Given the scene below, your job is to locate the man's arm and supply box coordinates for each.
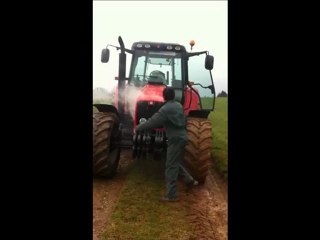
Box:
[135,111,166,132]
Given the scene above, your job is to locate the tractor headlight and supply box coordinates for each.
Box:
[139,118,147,124]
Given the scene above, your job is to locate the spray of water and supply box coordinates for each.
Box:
[128,86,141,119]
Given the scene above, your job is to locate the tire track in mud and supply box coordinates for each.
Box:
[93,150,133,240]
[184,171,228,240]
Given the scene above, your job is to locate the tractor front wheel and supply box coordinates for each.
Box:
[184,117,213,183]
[93,112,121,178]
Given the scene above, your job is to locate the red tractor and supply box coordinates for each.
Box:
[93,36,215,183]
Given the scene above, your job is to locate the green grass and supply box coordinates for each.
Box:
[208,97,228,178]
[102,156,191,240]
[201,97,215,110]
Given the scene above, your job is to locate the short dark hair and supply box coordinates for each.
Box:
[163,87,175,101]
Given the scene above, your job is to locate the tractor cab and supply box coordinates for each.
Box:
[128,41,186,103]
[128,41,215,117]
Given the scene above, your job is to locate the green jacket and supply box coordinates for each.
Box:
[135,100,188,140]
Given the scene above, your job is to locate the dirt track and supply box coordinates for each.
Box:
[93,150,227,240]
[183,170,227,240]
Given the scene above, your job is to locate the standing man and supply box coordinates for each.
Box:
[135,87,197,202]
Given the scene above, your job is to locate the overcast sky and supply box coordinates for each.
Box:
[93,0,228,94]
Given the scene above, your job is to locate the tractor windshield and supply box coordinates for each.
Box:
[129,51,183,100]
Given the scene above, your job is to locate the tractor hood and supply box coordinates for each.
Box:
[136,84,165,103]
[134,84,165,127]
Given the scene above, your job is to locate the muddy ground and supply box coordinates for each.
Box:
[93,150,228,240]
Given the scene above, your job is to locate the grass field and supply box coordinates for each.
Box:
[207,97,228,178]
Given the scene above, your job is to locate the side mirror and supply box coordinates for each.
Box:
[205,55,214,70]
[101,48,110,63]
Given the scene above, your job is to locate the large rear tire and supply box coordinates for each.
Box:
[93,112,120,178]
[184,117,213,183]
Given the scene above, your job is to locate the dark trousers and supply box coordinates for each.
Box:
[165,137,188,198]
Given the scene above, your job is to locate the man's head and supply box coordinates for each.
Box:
[150,70,165,79]
[163,87,175,101]
[149,70,166,84]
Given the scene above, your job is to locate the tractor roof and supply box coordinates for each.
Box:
[131,41,186,53]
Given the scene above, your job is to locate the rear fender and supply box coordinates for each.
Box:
[188,110,210,119]
[93,104,119,116]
